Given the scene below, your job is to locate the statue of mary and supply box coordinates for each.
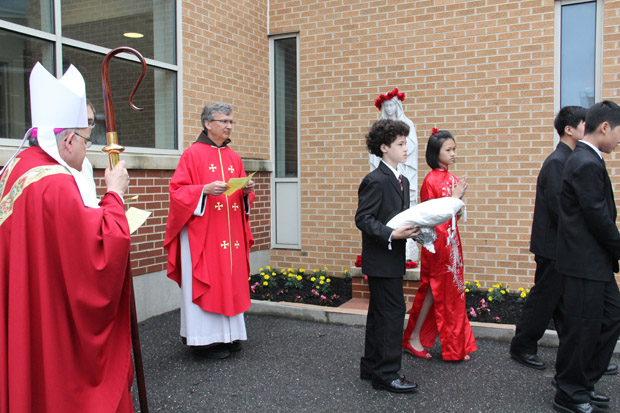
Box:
[370,87,419,261]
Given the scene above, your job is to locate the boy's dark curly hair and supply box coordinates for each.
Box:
[366,119,410,157]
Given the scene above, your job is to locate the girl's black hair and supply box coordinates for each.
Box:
[425,130,454,169]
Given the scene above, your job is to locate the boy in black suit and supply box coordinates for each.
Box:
[510,106,587,369]
[553,101,620,413]
[355,119,421,393]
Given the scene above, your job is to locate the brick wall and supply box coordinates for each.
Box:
[32,0,620,291]
[266,0,620,288]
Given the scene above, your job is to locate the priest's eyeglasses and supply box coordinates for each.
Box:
[68,131,93,148]
[211,119,234,126]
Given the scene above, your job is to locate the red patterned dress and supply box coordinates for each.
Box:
[402,167,477,360]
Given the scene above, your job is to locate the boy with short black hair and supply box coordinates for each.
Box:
[355,119,420,393]
[553,100,620,412]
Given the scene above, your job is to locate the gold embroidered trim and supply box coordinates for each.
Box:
[0,160,71,226]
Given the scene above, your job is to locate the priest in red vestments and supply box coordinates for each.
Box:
[164,103,255,359]
[0,63,133,412]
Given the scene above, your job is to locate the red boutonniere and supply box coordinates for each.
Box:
[355,255,362,267]
[406,260,418,269]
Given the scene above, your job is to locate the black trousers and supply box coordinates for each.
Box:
[554,275,620,403]
[361,276,406,382]
[511,256,564,354]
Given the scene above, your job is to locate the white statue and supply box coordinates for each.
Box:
[370,88,419,262]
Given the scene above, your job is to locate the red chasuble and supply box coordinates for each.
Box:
[164,140,254,317]
[0,147,133,412]
[403,167,477,360]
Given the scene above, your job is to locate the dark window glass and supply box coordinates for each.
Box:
[63,46,177,149]
[0,29,54,139]
[274,37,298,178]
[61,0,176,65]
[0,0,54,32]
[561,1,596,108]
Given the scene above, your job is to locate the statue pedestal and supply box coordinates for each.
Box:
[349,266,421,305]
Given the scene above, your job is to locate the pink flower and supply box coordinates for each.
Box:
[468,307,477,318]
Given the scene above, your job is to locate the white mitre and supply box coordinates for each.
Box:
[29,62,99,208]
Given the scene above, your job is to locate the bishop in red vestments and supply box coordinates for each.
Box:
[164,103,254,359]
[0,63,133,412]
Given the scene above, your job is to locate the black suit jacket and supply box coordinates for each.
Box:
[355,162,410,278]
[556,141,620,280]
[530,142,572,259]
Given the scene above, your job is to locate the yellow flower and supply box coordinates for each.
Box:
[313,269,318,273]
[288,274,294,278]
[520,292,526,298]
[526,289,530,293]
[299,269,305,273]
[324,266,328,270]
[489,296,493,301]
[264,275,270,280]
[311,277,316,282]
[326,278,331,283]
[501,290,506,294]
[506,289,510,293]
[320,275,325,280]
[248,276,251,280]
[258,268,264,272]
[518,287,524,292]
[266,266,271,270]
[288,268,293,272]
[272,272,276,276]
[465,288,470,293]
[488,288,494,292]
[296,275,302,281]
[263,281,268,286]
[260,272,265,276]
[319,280,324,285]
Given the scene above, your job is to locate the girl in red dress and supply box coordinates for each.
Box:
[402,129,477,361]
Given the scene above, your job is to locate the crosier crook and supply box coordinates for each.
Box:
[101,46,149,413]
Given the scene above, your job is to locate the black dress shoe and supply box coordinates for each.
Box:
[510,351,546,370]
[603,363,618,376]
[227,341,243,353]
[202,344,231,359]
[371,376,418,393]
[589,391,610,408]
[553,396,596,413]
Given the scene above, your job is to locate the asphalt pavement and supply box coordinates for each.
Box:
[132,306,619,412]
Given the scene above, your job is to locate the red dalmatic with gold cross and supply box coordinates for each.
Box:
[164,141,254,317]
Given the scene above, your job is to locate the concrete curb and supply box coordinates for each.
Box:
[248,299,620,353]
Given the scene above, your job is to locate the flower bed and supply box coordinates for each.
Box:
[465,282,553,328]
[248,267,352,307]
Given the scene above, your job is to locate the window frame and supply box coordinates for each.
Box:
[0,0,183,170]
[553,0,603,129]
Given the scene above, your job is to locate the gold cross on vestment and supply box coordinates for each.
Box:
[232,203,239,211]
[209,164,217,172]
[220,240,229,249]
[228,165,235,174]
[215,202,223,211]
[234,241,240,249]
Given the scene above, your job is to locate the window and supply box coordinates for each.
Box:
[271,35,300,248]
[555,0,601,110]
[0,0,178,150]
